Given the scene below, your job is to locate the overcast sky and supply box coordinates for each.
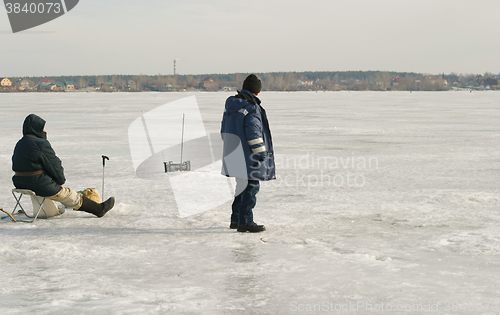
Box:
[1,0,499,77]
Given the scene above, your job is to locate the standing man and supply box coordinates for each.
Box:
[221,74,276,233]
[12,114,115,218]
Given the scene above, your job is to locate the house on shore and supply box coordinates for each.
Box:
[51,82,66,91]
[37,80,77,91]
[65,81,75,90]
[298,79,314,86]
[199,78,219,90]
[1,77,12,87]
[13,78,33,91]
[38,78,53,86]
[18,78,32,89]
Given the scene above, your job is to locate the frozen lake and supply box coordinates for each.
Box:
[1,91,500,314]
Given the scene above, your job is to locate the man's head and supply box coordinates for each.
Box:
[23,114,47,139]
[242,74,262,95]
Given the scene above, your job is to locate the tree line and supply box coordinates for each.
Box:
[5,71,500,92]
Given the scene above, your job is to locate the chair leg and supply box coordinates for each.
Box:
[11,190,47,223]
[11,191,26,216]
[31,198,46,222]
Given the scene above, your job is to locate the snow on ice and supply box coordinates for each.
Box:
[1,91,500,314]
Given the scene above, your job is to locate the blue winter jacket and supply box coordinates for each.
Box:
[220,89,276,181]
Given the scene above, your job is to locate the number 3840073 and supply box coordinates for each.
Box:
[5,2,62,14]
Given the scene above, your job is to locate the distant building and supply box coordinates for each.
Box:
[19,78,32,89]
[127,80,137,90]
[51,83,66,91]
[13,78,32,91]
[43,81,77,91]
[100,82,114,89]
[392,77,404,86]
[199,78,219,90]
[38,78,53,88]
[298,79,314,86]
[1,77,12,86]
[65,81,75,90]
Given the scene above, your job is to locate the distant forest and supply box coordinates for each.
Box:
[5,71,500,92]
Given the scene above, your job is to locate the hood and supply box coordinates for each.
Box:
[22,114,46,138]
[224,89,261,114]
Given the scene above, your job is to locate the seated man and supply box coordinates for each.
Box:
[12,114,115,218]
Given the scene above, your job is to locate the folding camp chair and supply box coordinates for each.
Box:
[11,189,48,223]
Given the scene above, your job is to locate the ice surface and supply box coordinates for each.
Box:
[1,91,500,314]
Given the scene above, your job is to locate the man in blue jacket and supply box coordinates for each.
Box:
[221,74,275,232]
[12,114,115,218]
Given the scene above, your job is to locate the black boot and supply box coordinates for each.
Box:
[237,223,266,233]
[229,222,238,229]
[77,196,115,218]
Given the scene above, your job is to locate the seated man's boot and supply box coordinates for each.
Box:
[77,196,115,218]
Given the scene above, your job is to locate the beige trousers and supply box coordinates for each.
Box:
[48,187,83,210]
[28,188,83,218]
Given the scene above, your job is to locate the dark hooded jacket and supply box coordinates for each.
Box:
[221,89,276,181]
[12,114,65,197]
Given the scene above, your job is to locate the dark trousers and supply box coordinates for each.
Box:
[231,178,260,226]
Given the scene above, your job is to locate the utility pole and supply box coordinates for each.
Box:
[174,58,180,75]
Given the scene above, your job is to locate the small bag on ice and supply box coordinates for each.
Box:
[80,188,102,203]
